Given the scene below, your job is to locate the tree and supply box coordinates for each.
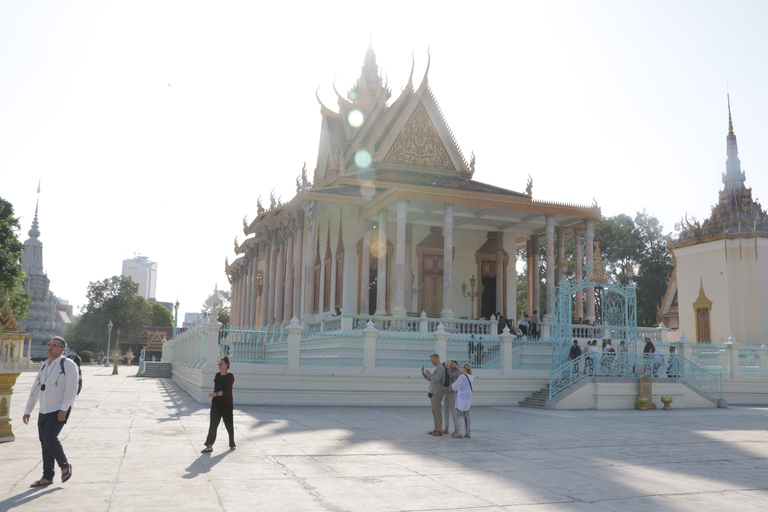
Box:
[634,210,674,327]
[0,197,29,319]
[149,302,173,327]
[594,214,643,285]
[75,276,150,346]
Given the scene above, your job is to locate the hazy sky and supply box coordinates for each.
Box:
[3,1,768,322]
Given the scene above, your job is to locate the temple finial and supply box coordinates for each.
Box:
[727,93,734,135]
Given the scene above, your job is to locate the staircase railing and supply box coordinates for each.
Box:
[549,353,722,402]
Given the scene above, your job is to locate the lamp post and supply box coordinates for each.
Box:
[106,320,113,367]
[112,327,120,375]
[461,274,484,320]
[173,300,180,339]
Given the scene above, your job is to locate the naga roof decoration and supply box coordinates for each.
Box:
[674,98,768,247]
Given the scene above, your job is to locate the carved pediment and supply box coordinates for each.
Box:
[382,101,456,171]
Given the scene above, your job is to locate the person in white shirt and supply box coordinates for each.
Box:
[23,336,78,487]
[450,362,474,438]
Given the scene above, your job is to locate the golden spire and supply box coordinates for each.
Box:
[727,93,734,135]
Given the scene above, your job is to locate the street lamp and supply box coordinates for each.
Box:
[461,274,484,320]
[173,300,180,339]
[106,319,113,367]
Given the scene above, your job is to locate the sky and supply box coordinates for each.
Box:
[3,0,768,322]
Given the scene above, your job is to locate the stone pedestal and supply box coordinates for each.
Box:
[0,372,20,443]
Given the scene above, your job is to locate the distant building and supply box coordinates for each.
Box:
[19,186,72,357]
[122,256,157,300]
[182,312,204,329]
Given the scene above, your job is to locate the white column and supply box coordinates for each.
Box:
[275,240,285,324]
[230,276,238,326]
[392,201,407,316]
[405,223,413,312]
[531,234,540,317]
[283,234,294,323]
[495,231,504,316]
[360,220,372,315]
[249,248,259,327]
[244,257,253,328]
[267,237,277,326]
[293,211,304,319]
[574,228,584,321]
[585,220,595,321]
[260,240,270,327]
[508,234,517,324]
[441,205,454,318]
[545,216,555,318]
[375,210,388,316]
[303,213,317,320]
[526,239,533,316]
[556,226,565,286]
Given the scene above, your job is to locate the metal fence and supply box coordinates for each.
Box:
[219,327,288,364]
[549,352,722,401]
[447,338,501,370]
[738,345,768,373]
[689,344,730,372]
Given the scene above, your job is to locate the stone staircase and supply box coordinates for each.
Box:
[519,385,550,409]
[142,362,172,378]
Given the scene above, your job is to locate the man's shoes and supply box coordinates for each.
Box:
[442,428,449,434]
[432,432,443,436]
[427,430,437,435]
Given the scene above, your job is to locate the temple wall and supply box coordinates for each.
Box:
[675,238,768,344]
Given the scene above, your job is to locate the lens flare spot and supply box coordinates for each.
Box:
[348,109,364,127]
[354,149,372,168]
[360,180,375,199]
[370,241,385,258]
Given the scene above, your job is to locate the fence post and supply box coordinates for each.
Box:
[500,326,515,376]
[434,323,449,361]
[658,322,669,343]
[674,332,692,360]
[419,311,428,334]
[340,313,353,331]
[203,319,223,369]
[363,320,379,370]
[726,335,740,379]
[287,316,302,367]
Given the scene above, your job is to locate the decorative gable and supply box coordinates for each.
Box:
[382,101,456,171]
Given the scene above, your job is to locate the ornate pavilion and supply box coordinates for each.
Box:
[225,46,601,329]
[661,98,768,344]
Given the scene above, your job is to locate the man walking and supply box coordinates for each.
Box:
[422,353,446,436]
[23,336,78,487]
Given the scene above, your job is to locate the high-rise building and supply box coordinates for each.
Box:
[121,256,157,300]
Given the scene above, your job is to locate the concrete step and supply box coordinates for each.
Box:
[519,385,550,409]
[142,362,172,378]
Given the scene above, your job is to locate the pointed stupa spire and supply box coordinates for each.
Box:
[722,94,745,195]
[28,180,41,239]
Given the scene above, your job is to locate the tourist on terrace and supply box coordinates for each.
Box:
[451,363,474,438]
[422,353,446,436]
[569,340,582,375]
[442,360,460,435]
[23,336,77,487]
[667,346,679,378]
[202,355,236,453]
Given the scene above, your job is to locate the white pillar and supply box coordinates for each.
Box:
[405,223,413,312]
[441,206,454,318]
[574,228,584,321]
[531,234,540,317]
[545,216,555,318]
[275,240,285,324]
[267,237,277,326]
[360,220,372,315]
[249,249,259,327]
[375,210,388,316]
[585,220,595,322]
[245,257,253,328]
[303,212,317,321]
[526,239,533,317]
[495,231,504,316]
[508,234,517,324]
[293,211,304,319]
[260,240,270,327]
[393,201,407,316]
[556,226,565,286]
[283,234,294,324]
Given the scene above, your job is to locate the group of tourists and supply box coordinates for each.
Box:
[422,354,474,438]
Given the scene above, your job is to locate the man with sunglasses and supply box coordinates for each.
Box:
[23,336,78,487]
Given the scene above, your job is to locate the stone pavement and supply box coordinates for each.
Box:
[3,365,768,512]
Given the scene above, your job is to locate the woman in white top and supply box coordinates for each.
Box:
[450,362,474,438]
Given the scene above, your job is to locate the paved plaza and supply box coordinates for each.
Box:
[3,366,768,511]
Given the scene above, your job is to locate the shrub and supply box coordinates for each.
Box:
[32,356,46,362]
[80,350,92,363]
